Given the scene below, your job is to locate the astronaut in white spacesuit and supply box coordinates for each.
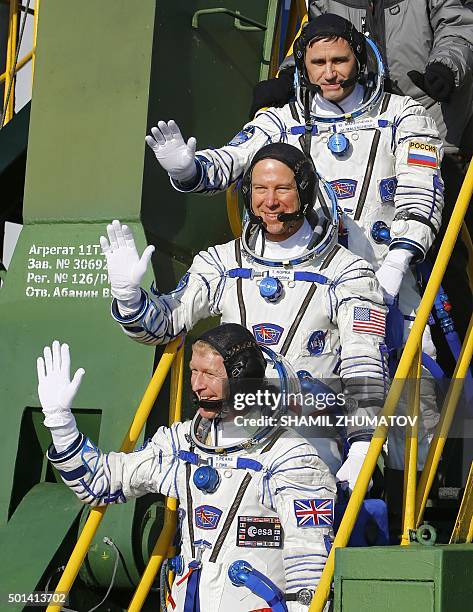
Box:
[145,15,443,469]
[38,324,337,611]
[145,14,443,357]
[101,143,389,486]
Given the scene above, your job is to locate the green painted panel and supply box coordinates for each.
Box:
[0,483,83,609]
[23,0,156,222]
[0,223,156,523]
[334,545,473,612]
[142,0,272,258]
[340,580,435,611]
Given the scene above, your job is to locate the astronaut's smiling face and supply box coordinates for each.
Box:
[305,36,357,102]
[251,159,303,242]
[190,344,227,419]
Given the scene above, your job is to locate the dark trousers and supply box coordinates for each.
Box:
[428,153,473,376]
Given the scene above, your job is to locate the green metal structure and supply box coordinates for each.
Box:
[0,0,275,608]
[334,544,473,611]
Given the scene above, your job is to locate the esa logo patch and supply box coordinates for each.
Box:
[228,125,255,146]
[194,505,222,530]
[329,178,357,199]
[379,177,397,202]
[252,323,284,345]
[237,516,282,548]
[307,330,327,355]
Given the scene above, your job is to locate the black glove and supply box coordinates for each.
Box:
[249,68,295,119]
[407,62,455,102]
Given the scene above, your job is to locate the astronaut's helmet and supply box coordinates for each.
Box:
[293,13,385,120]
[240,142,338,266]
[190,323,301,453]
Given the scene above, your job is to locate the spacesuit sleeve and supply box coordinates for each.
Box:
[110,244,230,345]
[428,0,473,86]
[329,257,389,440]
[170,109,288,194]
[46,423,187,506]
[256,439,336,604]
[391,98,444,261]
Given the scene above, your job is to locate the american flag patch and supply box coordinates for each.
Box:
[352,306,386,336]
[293,498,334,527]
[407,141,438,168]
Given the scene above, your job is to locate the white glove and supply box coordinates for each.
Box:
[100,220,155,309]
[375,248,412,304]
[37,340,84,427]
[336,441,372,493]
[145,119,197,183]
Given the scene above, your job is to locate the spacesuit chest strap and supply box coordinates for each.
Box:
[353,92,391,221]
[279,245,340,357]
[186,455,196,559]
[234,239,247,327]
[208,429,286,563]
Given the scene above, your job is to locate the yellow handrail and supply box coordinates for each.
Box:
[0,50,34,85]
[450,461,473,544]
[1,0,38,125]
[400,346,421,545]
[127,344,185,611]
[415,313,473,527]
[2,0,18,125]
[226,186,242,238]
[32,0,40,82]
[46,336,182,612]
[309,158,473,611]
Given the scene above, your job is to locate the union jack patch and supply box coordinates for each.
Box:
[293,498,334,527]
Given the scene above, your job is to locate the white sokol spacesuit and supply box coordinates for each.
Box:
[39,326,337,612]
[152,19,443,348]
[107,144,389,474]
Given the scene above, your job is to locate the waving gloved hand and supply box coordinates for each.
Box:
[249,68,295,118]
[37,341,84,428]
[375,248,412,305]
[408,62,455,102]
[336,441,372,493]
[145,119,197,183]
[100,220,155,308]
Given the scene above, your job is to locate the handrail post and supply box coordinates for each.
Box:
[32,0,40,83]
[401,346,421,545]
[127,342,185,611]
[415,314,473,526]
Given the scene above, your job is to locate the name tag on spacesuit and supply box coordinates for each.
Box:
[237,516,283,548]
[209,455,239,470]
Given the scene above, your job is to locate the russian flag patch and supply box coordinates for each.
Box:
[407,141,438,168]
